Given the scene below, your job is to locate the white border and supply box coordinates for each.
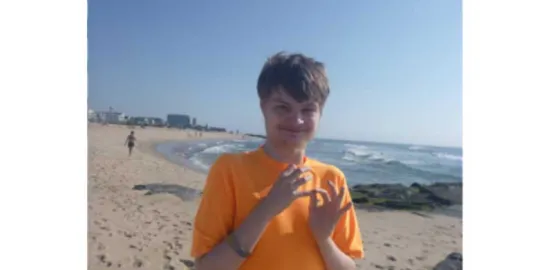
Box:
[1,0,552,269]
[464,0,553,269]
[0,0,87,269]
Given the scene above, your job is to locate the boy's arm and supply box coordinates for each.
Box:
[315,174,363,270]
[195,199,275,270]
[316,237,357,270]
[330,173,364,259]
[192,155,273,270]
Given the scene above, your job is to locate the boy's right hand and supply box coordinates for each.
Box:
[261,164,328,217]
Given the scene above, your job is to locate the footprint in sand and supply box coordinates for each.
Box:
[163,264,176,270]
[415,255,427,261]
[133,258,143,268]
[163,240,174,250]
[97,254,113,267]
[179,259,195,269]
[162,255,175,270]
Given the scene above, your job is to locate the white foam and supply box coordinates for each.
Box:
[189,155,210,170]
[201,143,245,154]
[343,145,389,163]
[408,145,425,151]
[343,144,372,157]
[402,159,424,165]
[435,152,463,161]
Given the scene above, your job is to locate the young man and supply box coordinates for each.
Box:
[191,52,364,270]
[124,131,136,156]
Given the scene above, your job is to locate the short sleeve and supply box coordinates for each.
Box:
[190,154,236,258]
[332,172,364,259]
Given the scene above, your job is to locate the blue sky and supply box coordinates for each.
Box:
[88,0,462,148]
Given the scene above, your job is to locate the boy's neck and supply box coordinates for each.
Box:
[263,141,306,165]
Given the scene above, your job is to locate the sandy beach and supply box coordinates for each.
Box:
[88,124,462,270]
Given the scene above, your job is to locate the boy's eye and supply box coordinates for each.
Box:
[303,108,317,114]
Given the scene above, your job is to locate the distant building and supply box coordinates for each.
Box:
[130,116,164,126]
[208,127,227,132]
[150,117,164,126]
[96,111,126,124]
[88,109,97,122]
[167,114,191,128]
[192,117,197,126]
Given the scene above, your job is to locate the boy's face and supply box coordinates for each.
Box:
[261,90,321,148]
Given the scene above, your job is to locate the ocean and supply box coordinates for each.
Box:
[156,138,462,186]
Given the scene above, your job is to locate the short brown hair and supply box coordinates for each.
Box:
[257,52,330,104]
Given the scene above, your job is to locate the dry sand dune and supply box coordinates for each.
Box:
[87,124,461,270]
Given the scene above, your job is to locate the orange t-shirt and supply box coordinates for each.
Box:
[191,147,364,270]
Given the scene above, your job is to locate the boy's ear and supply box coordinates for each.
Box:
[259,99,267,117]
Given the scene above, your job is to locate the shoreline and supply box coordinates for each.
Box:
[153,139,463,186]
[154,139,463,216]
[88,124,462,270]
[153,138,233,175]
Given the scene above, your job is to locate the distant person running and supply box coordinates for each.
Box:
[124,131,136,156]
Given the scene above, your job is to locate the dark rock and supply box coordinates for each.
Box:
[133,185,147,191]
[374,199,431,211]
[132,184,201,202]
[350,182,462,211]
[411,183,462,206]
[433,252,462,270]
[180,259,195,269]
[244,133,266,139]
[447,253,462,261]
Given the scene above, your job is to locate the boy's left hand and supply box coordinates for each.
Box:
[308,180,353,241]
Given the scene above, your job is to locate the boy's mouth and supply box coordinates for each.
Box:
[279,127,303,134]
